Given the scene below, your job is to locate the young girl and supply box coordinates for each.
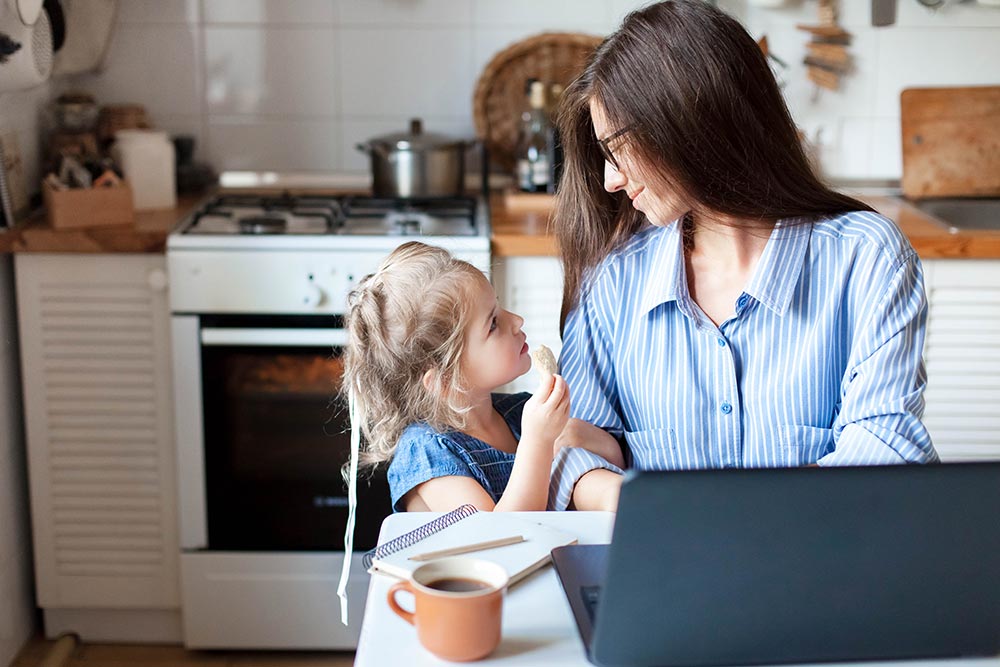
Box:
[343,241,623,513]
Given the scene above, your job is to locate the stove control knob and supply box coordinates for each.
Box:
[303,283,325,308]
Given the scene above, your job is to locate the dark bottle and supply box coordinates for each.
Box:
[515,79,551,193]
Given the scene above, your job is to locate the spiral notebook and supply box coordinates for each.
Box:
[364,505,578,585]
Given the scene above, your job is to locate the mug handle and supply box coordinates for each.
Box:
[387,581,416,626]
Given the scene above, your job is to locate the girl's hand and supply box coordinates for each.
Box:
[521,374,570,446]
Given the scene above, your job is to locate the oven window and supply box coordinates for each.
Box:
[202,343,392,551]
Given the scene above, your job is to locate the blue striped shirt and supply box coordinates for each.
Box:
[551,211,938,508]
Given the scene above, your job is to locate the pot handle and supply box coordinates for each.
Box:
[356,142,390,157]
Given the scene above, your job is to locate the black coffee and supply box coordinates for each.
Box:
[427,577,491,593]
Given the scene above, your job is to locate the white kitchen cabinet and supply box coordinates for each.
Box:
[15,254,181,641]
[493,255,564,394]
[921,259,1000,462]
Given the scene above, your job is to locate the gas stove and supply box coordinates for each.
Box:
[169,193,490,251]
[167,192,491,315]
[167,187,492,649]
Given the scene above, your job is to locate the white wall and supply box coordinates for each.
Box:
[0,84,52,199]
[61,0,1000,182]
[0,83,46,666]
[742,0,1000,179]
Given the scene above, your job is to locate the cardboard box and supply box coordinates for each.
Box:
[43,180,135,229]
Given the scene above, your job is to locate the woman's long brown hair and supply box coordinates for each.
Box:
[554,0,873,328]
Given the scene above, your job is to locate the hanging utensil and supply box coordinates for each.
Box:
[0,0,53,91]
[871,0,897,27]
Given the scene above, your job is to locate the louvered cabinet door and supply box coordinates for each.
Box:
[922,260,1000,462]
[493,256,564,394]
[15,254,179,608]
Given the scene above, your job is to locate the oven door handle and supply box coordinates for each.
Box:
[200,328,348,347]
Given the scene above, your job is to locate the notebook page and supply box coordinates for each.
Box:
[370,511,578,585]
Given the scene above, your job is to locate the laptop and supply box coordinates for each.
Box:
[553,463,1000,667]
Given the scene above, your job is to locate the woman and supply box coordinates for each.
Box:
[552,0,938,510]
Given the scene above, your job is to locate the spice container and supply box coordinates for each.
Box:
[110,130,176,210]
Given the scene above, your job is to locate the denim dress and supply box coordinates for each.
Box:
[386,393,530,512]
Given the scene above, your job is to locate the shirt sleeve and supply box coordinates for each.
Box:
[561,267,626,432]
[550,268,629,507]
[386,428,478,512]
[547,447,624,511]
[820,252,938,466]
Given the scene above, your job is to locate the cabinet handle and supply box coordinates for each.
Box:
[148,268,168,291]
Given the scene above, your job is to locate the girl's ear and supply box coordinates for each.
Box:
[421,368,436,393]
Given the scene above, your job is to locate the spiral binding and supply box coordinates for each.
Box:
[362,504,479,569]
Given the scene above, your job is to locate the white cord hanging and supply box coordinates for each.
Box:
[336,388,362,625]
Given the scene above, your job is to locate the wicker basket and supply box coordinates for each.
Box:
[96,104,151,145]
[473,32,604,171]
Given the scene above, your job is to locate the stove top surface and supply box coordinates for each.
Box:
[177,194,481,237]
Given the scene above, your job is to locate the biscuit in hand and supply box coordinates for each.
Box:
[531,344,558,377]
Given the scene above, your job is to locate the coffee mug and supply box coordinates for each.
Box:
[387,557,509,662]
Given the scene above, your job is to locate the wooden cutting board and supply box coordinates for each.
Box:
[901,86,1000,199]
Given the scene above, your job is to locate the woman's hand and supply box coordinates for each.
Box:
[554,418,626,469]
[521,374,570,447]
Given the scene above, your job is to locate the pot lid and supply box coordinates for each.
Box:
[369,118,465,150]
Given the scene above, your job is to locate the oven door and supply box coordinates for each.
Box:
[172,314,391,553]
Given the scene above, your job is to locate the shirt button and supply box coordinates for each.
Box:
[717,337,726,347]
[720,402,732,414]
[737,294,749,309]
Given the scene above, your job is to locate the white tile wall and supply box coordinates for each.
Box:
[203,0,337,25]
[474,0,612,28]
[0,85,52,193]
[204,27,338,115]
[339,28,474,118]
[117,0,200,24]
[744,0,1000,179]
[872,28,1000,116]
[340,0,472,26]
[207,116,341,171]
[72,25,202,115]
[1,0,995,185]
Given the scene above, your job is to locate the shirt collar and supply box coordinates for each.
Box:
[743,217,812,316]
[638,216,812,318]
[638,219,687,316]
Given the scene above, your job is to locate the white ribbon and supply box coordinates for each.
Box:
[336,388,362,625]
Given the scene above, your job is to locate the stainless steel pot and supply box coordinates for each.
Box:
[356,118,469,198]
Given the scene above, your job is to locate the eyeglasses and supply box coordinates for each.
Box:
[597,125,633,171]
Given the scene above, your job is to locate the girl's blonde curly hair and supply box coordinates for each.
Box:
[343,241,487,471]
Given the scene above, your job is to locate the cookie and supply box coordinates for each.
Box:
[531,344,558,376]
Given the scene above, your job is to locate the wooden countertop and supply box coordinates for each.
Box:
[490,191,1000,259]
[0,196,203,254]
[3,190,998,259]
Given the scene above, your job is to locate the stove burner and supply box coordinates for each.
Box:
[180,193,482,238]
[385,211,431,235]
[239,215,289,234]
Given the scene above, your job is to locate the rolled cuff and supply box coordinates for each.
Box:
[817,422,939,467]
[547,447,625,511]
